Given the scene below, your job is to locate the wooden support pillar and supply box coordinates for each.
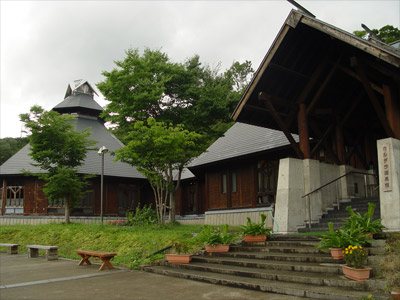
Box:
[383,84,400,139]
[1,179,6,216]
[335,117,345,165]
[298,103,310,159]
[259,92,304,159]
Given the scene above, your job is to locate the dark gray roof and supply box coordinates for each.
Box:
[190,122,298,168]
[0,114,145,179]
[53,93,103,114]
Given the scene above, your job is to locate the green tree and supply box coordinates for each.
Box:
[97,48,253,146]
[20,105,96,223]
[0,137,29,165]
[354,25,400,44]
[116,118,203,224]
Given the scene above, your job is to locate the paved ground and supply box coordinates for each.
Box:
[0,253,314,300]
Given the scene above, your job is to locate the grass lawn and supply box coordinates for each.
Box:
[0,223,204,269]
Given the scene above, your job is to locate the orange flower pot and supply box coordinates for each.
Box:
[329,248,344,260]
[165,254,192,264]
[341,265,372,282]
[243,234,267,242]
[205,244,230,253]
[390,289,400,299]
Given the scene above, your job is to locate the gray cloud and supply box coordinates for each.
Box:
[1,0,399,138]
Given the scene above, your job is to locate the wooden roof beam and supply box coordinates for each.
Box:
[351,57,395,138]
[269,63,310,81]
[306,64,337,116]
[259,92,304,159]
[336,64,384,95]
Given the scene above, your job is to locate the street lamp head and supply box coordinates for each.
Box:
[98,145,109,155]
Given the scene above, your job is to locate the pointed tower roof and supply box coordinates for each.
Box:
[52,79,103,117]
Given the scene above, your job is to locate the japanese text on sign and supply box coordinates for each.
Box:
[381,144,392,192]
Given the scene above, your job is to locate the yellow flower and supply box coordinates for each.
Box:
[350,250,353,254]
[354,246,358,249]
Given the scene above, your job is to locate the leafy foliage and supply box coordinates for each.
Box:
[317,222,371,251]
[116,118,203,224]
[342,203,385,235]
[197,224,238,246]
[240,214,272,236]
[354,25,400,44]
[97,48,253,145]
[19,106,96,223]
[0,137,29,165]
[126,204,158,226]
[344,245,368,268]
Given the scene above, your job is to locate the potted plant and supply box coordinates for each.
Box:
[199,225,237,253]
[343,203,385,238]
[317,222,370,260]
[165,241,193,264]
[240,214,271,242]
[342,245,372,282]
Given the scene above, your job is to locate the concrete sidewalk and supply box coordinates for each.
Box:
[0,253,312,300]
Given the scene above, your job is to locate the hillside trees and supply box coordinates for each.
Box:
[20,105,96,223]
[354,25,400,44]
[0,137,29,165]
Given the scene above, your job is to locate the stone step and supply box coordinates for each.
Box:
[270,234,321,242]
[246,240,320,248]
[207,250,338,264]
[143,265,387,300]
[167,261,385,292]
[230,245,321,255]
[192,255,342,274]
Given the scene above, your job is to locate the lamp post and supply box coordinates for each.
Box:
[98,146,108,224]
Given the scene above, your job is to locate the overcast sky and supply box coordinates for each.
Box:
[1,0,399,139]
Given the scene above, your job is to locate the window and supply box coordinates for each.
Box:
[221,174,227,194]
[231,172,237,193]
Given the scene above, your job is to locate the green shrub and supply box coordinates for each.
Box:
[343,203,385,235]
[126,204,158,226]
[198,224,237,246]
[317,222,371,251]
[240,214,271,236]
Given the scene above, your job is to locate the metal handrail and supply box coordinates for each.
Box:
[301,171,377,199]
[301,171,378,229]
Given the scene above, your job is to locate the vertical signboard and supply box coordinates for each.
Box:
[381,144,392,192]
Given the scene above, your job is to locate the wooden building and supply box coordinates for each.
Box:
[0,80,153,220]
[174,122,298,226]
[231,9,400,232]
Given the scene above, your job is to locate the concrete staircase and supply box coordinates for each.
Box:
[298,197,381,233]
[143,235,387,300]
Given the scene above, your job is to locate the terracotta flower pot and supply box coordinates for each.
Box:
[329,248,344,260]
[391,289,400,299]
[205,244,230,253]
[341,265,372,282]
[165,254,192,264]
[243,234,267,242]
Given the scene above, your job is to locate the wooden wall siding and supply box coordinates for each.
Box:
[206,165,256,211]
[23,180,36,214]
[105,183,119,215]
[35,181,48,214]
[207,172,227,209]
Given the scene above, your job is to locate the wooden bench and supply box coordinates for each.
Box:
[75,250,117,271]
[0,243,19,254]
[26,245,59,260]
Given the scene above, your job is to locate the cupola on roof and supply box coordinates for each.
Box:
[52,79,103,117]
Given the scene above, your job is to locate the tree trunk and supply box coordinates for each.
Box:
[65,196,71,224]
[169,190,175,224]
